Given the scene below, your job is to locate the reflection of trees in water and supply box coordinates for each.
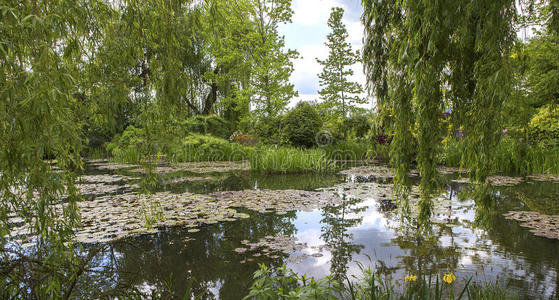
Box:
[385,185,463,279]
[79,211,297,299]
[320,193,366,282]
[466,185,559,297]
[386,183,558,297]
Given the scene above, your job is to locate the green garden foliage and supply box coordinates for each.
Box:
[106,125,146,163]
[282,102,323,148]
[440,136,559,175]
[179,115,233,140]
[254,116,285,145]
[528,104,559,147]
[170,134,249,162]
[108,125,248,163]
[323,141,371,161]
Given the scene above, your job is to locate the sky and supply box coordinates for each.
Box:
[278,0,369,107]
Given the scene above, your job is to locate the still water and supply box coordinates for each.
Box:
[79,163,559,299]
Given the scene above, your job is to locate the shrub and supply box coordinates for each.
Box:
[255,116,284,145]
[282,102,323,148]
[249,147,334,173]
[344,110,373,139]
[528,104,559,147]
[108,125,250,163]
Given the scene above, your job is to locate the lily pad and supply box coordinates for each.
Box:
[211,189,341,214]
[339,165,416,182]
[503,211,559,240]
[452,175,524,187]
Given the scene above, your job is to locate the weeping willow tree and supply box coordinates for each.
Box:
[362,0,557,223]
[0,0,113,297]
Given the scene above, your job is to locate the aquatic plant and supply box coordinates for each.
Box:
[322,140,371,161]
[440,137,559,176]
[245,265,514,300]
[249,147,335,173]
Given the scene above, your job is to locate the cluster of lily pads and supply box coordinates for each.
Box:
[210,189,342,214]
[234,235,328,264]
[128,161,250,175]
[339,164,559,187]
[451,175,524,187]
[503,211,559,240]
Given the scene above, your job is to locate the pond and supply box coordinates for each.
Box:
[72,161,559,299]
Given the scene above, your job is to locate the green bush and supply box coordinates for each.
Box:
[282,102,323,148]
[108,125,250,163]
[344,110,373,139]
[528,104,559,147]
[180,115,233,139]
[249,147,334,173]
[255,116,284,145]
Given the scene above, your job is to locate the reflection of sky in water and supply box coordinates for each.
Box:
[283,184,558,298]
[82,167,559,299]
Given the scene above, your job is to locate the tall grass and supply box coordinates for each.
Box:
[110,147,141,164]
[85,147,107,159]
[440,137,559,175]
[249,147,335,173]
[323,141,371,161]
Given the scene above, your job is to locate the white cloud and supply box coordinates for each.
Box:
[291,0,341,26]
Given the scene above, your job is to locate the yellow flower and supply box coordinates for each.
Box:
[404,274,417,282]
[443,272,456,284]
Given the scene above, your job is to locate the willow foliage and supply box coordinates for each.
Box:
[362,0,524,222]
[0,0,110,296]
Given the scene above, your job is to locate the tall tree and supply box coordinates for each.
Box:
[248,0,298,118]
[317,7,364,123]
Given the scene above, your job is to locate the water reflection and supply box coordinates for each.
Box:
[76,165,559,299]
[321,193,365,281]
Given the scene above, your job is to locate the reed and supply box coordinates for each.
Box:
[249,147,335,173]
[323,141,371,161]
